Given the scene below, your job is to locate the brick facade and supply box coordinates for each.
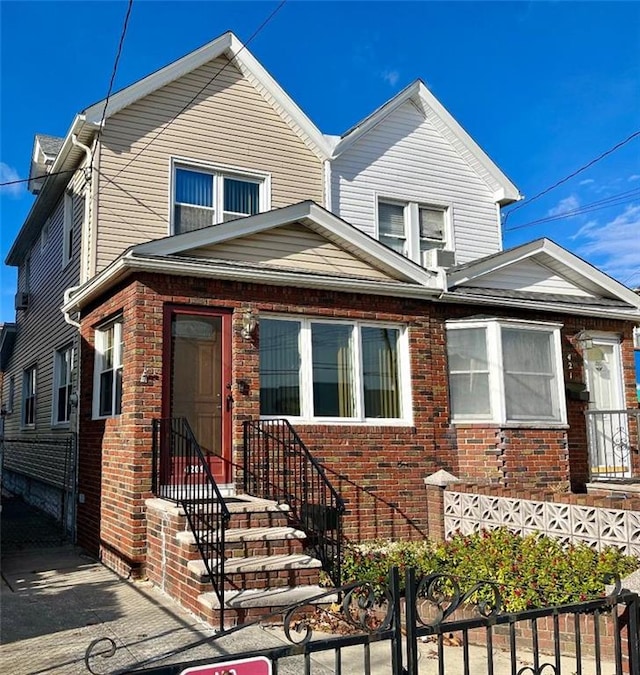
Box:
[76,271,638,574]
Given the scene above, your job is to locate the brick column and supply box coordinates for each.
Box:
[423,469,460,542]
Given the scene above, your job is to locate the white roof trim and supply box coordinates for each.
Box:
[83,32,331,160]
[61,250,440,315]
[447,238,640,309]
[331,80,521,204]
[133,201,439,287]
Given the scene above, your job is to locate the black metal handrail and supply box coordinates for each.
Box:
[243,419,345,586]
[152,418,231,627]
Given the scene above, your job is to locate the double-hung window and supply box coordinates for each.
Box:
[378,199,449,264]
[93,320,123,418]
[22,365,37,427]
[172,163,267,234]
[62,192,74,267]
[259,317,410,422]
[53,345,74,425]
[446,319,565,424]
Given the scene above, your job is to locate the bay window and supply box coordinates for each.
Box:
[446,320,565,424]
[260,317,408,422]
[172,162,267,234]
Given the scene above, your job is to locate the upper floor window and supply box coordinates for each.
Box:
[93,320,123,418]
[62,191,74,267]
[41,219,50,251]
[7,375,15,414]
[446,319,566,425]
[22,365,37,427]
[53,345,74,425]
[377,199,449,265]
[259,317,411,423]
[172,162,268,234]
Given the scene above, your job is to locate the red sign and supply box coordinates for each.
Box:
[180,656,272,675]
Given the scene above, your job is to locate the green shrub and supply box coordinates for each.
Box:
[341,528,639,612]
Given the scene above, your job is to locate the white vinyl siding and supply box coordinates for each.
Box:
[2,170,83,438]
[96,55,323,271]
[331,100,501,265]
[446,319,566,425]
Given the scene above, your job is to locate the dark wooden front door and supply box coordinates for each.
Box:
[165,307,232,484]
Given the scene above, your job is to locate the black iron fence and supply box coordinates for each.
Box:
[85,566,640,675]
[151,418,231,627]
[243,418,345,586]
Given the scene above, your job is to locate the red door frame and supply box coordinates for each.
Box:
[162,304,233,484]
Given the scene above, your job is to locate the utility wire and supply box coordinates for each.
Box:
[502,130,640,226]
[0,169,77,188]
[99,0,287,191]
[505,187,640,232]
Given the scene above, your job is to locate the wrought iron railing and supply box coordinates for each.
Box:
[585,409,640,480]
[151,418,231,626]
[243,419,345,586]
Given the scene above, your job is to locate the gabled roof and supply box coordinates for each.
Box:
[83,31,332,160]
[445,238,640,318]
[62,202,442,314]
[0,323,17,371]
[329,80,521,205]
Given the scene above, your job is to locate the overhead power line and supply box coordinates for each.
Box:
[503,130,640,226]
[505,186,640,232]
[0,169,77,188]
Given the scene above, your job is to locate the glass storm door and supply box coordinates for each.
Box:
[585,339,630,478]
[166,309,232,484]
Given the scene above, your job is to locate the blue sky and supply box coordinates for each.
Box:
[1,1,639,323]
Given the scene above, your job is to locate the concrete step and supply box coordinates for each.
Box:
[198,585,337,610]
[187,553,322,581]
[176,526,306,546]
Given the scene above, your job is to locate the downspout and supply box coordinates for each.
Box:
[323,160,332,211]
[69,134,92,544]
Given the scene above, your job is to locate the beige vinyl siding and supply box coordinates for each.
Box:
[2,170,84,437]
[331,100,502,265]
[96,55,324,272]
[183,224,396,280]
[464,259,597,297]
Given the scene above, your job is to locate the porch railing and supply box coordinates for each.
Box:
[151,418,231,626]
[585,408,640,480]
[243,419,345,586]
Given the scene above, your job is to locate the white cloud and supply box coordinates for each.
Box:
[547,194,579,217]
[628,174,640,182]
[573,204,640,283]
[381,69,400,87]
[579,179,594,186]
[0,162,25,198]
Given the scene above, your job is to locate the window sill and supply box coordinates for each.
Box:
[451,419,569,430]
[260,417,415,428]
[51,422,71,430]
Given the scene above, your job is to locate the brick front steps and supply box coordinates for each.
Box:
[146,496,334,627]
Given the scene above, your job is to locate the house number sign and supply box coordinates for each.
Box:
[180,655,272,675]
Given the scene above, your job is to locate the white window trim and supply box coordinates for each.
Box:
[375,194,453,265]
[259,314,413,426]
[21,364,37,429]
[446,318,567,426]
[62,191,74,268]
[41,218,50,251]
[92,320,123,420]
[169,156,271,235]
[52,345,74,427]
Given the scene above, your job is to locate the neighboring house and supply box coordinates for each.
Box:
[3,31,640,621]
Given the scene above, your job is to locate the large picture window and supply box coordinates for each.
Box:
[259,317,408,422]
[93,320,123,418]
[446,320,565,424]
[172,163,267,234]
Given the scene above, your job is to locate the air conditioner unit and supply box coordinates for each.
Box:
[421,248,456,270]
[14,292,29,310]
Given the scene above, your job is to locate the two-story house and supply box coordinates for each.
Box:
[3,31,639,623]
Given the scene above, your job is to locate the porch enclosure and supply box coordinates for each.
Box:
[86,566,640,675]
[586,409,640,480]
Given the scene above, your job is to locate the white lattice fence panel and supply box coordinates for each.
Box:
[444,491,637,553]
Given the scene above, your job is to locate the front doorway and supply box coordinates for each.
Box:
[163,307,232,485]
[584,336,631,478]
